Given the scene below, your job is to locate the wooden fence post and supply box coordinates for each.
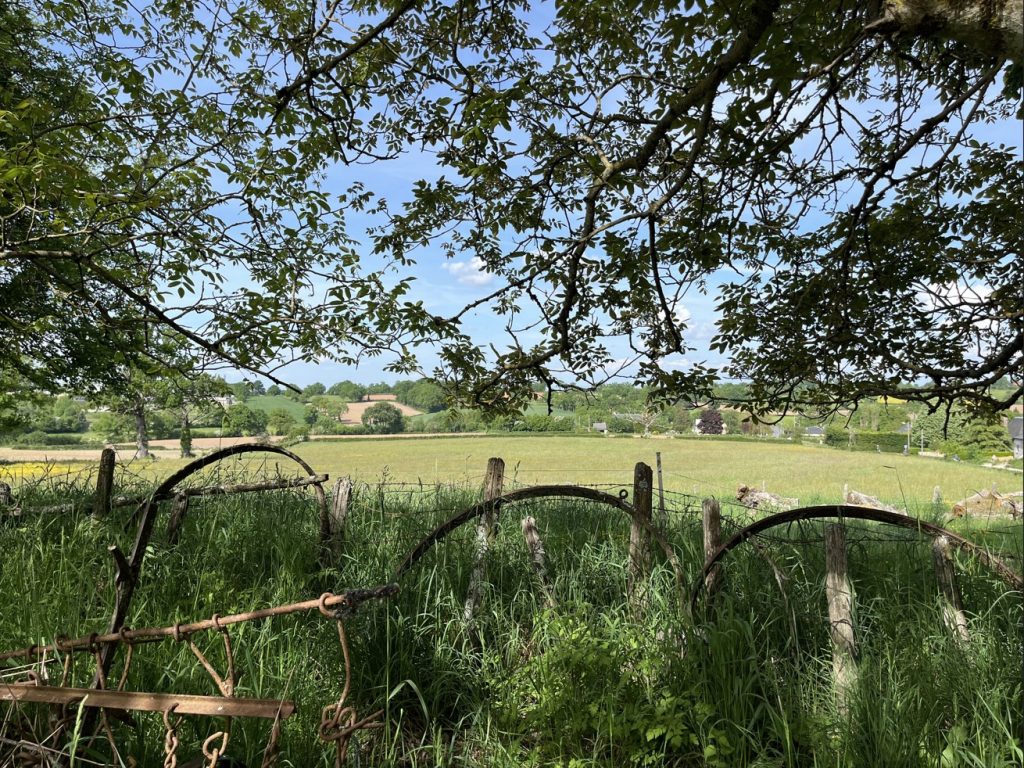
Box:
[92,447,116,520]
[628,462,653,604]
[0,482,11,507]
[166,493,190,544]
[328,477,353,554]
[522,515,556,608]
[932,535,970,644]
[655,451,666,530]
[825,524,857,715]
[932,486,943,506]
[463,458,505,623]
[702,498,722,597]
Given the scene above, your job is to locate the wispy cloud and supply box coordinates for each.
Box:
[442,257,493,286]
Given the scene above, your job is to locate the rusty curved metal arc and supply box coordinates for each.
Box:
[689,504,1024,613]
[125,442,326,533]
[392,484,634,582]
[390,484,690,613]
[99,443,329,690]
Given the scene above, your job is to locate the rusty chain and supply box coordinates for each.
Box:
[163,704,182,768]
[315,603,384,768]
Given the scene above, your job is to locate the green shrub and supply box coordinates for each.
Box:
[826,428,908,453]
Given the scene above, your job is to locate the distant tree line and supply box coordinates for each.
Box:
[2,374,1013,460]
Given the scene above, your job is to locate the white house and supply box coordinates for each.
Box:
[1009,417,1023,459]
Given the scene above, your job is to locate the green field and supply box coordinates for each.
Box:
[290,436,1005,509]
[246,394,308,418]
[1,436,1015,513]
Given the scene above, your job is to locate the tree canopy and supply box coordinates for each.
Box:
[1,0,1020,416]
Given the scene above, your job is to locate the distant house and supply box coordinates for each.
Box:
[1009,417,1023,459]
[364,393,397,402]
[770,425,785,439]
[804,426,825,437]
[592,422,608,434]
[896,422,911,434]
[213,394,235,408]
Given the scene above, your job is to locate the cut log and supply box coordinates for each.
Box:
[736,484,797,512]
[844,488,901,514]
[951,489,1021,519]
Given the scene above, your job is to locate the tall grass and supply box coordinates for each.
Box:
[0,469,1020,766]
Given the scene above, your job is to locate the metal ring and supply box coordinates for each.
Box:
[318,592,334,618]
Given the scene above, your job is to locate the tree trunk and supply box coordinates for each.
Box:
[179,410,193,458]
[883,0,1023,62]
[133,403,149,459]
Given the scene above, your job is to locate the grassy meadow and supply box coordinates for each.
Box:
[10,434,1008,511]
[0,439,1021,766]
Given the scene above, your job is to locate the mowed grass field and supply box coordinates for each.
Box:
[8,434,1012,511]
[293,435,1016,508]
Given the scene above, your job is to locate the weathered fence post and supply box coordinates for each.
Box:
[825,524,858,716]
[328,477,353,554]
[628,462,653,604]
[0,482,11,507]
[702,498,722,597]
[166,493,190,544]
[655,451,666,530]
[932,535,970,644]
[522,515,556,608]
[463,458,505,623]
[932,486,943,506]
[91,447,116,520]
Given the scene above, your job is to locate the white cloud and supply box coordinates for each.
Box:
[658,356,694,370]
[441,257,493,286]
[674,304,692,327]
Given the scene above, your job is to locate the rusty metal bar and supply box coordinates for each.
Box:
[0,684,295,719]
[0,584,399,663]
[113,474,329,509]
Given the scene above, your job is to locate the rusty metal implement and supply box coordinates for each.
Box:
[0,684,295,720]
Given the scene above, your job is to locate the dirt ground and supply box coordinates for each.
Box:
[338,400,421,423]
